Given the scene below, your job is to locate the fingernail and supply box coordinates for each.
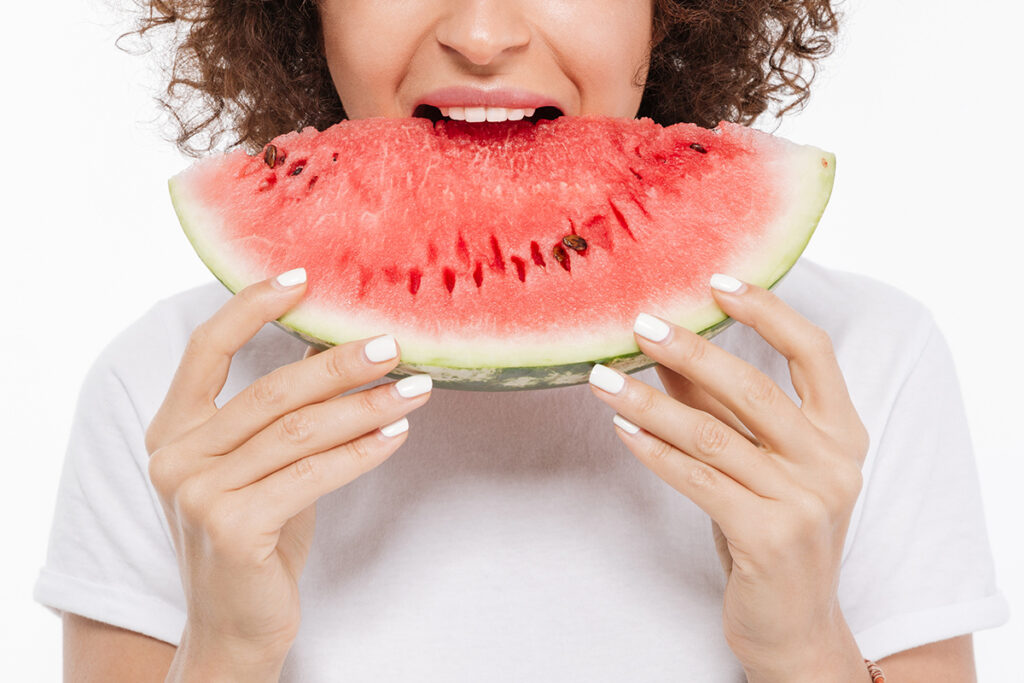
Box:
[589,364,625,394]
[613,414,640,435]
[710,273,745,293]
[395,374,432,398]
[633,313,671,343]
[364,335,398,363]
[274,267,307,288]
[380,417,409,438]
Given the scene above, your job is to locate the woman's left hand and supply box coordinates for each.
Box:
[588,275,871,683]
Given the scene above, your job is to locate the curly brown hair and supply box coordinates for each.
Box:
[118,0,840,158]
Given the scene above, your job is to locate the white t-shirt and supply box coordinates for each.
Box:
[34,258,1009,680]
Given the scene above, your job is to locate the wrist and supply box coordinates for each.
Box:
[166,625,291,683]
[742,615,870,683]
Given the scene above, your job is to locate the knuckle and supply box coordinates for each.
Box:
[680,335,708,365]
[632,387,659,419]
[147,447,178,493]
[235,283,264,308]
[760,522,797,556]
[322,348,350,380]
[144,421,164,456]
[694,418,730,458]
[357,386,389,417]
[797,491,829,519]
[740,369,776,406]
[290,455,319,483]
[790,493,830,535]
[833,462,864,503]
[688,462,717,490]
[854,423,871,456]
[279,410,314,444]
[174,475,213,524]
[645,437,676,464]
[203,499,248,552]
[806,325,836,358]
[186,322,215,356]
[250,371,287,410]
[344,438,377,473]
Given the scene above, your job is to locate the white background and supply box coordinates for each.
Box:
[2,0,1021,677]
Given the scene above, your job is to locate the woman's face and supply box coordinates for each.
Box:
[318,1,653,122]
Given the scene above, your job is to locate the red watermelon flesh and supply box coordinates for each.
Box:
[169,116,834,389]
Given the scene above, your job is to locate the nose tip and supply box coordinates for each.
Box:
[435,4,531,66]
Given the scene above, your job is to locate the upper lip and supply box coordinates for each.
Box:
[413,86,566,115]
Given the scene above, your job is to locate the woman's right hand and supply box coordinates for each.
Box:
[144,270,432,681]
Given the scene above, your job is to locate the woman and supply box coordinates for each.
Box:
[36,0,1008,679]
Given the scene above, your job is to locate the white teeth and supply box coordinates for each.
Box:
[437,106,537,122]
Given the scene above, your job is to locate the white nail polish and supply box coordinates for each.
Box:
[612,414,640,435]
[633,313,670,342]
[589,364,625,394]
[380,417,409,438]
[275,267,307,288]
[395,374,432,398]
[364,335,398,363]
[710,273,744,293]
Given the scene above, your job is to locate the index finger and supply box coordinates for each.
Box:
[152,269,309,444]
[705,278,859,430]
[186,334,402,456]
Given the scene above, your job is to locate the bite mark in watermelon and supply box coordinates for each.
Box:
[168,116,835,390]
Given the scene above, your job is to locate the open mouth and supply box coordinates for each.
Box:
[413,104,564,124]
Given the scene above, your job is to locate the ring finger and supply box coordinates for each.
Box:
[589,365,788,498]
[211,374,432,489]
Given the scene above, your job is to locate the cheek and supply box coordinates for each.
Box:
[568,6,652,115]
[320,2,422,117]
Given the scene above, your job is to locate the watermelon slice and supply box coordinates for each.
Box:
[169,116,834,390]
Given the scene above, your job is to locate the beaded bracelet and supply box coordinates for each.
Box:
[865,659,886,682]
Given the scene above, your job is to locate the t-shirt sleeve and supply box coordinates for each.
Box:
[839,316,1010,660]
[33,306,187,646]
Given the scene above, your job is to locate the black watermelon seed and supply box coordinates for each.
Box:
[562,234,587,252]
[689,142,707,154]
[263,144,278,168]
[552,244,570,271]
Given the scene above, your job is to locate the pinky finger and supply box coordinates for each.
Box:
[246,418,410,528]
[611,414,754,541]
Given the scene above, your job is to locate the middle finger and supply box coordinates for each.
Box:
[184,334,402,456]
[634,314,811,456]
[212,374,432,490]
[589,365,788,499]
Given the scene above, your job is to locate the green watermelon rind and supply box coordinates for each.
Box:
[169,137,834,391]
